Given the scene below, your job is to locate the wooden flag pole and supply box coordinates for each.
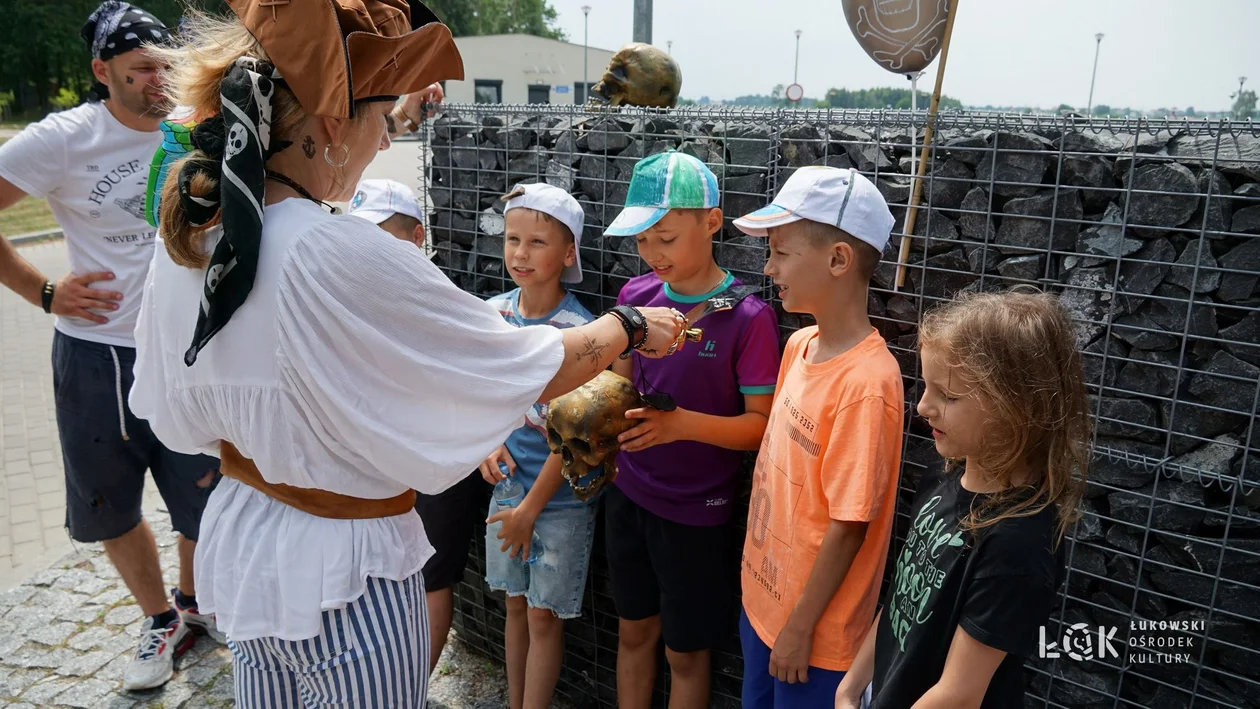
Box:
[895,0,960,291]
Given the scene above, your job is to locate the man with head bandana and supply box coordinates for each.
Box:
[0,0,446,693]
[0,1,227,691]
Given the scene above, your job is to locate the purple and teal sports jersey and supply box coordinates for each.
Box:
[615,271,782,526]
[488,289,601,509]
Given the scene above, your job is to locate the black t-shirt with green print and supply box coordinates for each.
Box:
[869,463,1063,709]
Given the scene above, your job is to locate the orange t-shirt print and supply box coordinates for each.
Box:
[741,326,905,672]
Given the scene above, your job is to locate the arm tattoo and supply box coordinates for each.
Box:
[385,112,398,136]
[301,135,315,159]
[574,334,609,369]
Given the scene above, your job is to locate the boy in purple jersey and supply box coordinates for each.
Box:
[602,151,783,709]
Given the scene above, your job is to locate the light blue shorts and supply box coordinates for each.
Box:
[485,500,597,619]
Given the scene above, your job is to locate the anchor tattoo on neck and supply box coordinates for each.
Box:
[301,135,315,159]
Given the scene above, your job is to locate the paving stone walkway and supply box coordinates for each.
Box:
[0,514,515,708]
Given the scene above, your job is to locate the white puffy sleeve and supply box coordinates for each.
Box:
[275,217,564,494]
[129,240,220,457]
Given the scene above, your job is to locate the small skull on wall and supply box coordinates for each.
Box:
[546,370,642,501]
[589,42,682,108]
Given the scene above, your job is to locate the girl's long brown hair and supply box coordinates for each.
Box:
[918,287,1093,545]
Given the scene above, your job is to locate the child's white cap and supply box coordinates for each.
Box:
[349,179,425,225]
[504,182,585,284]
[733,167,895,253]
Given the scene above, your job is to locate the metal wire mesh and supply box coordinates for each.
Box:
[418,104,1260,709]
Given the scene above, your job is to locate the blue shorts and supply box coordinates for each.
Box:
[53,331,220,543]
[740,608,847,709]
[485,499,597,619]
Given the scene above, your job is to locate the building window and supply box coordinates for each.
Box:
[574,82,596,104]
[474,80,502,104]
[528,85,551,104]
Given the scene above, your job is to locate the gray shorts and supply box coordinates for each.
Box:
[52,331,220,543]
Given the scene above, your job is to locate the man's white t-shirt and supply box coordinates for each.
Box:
[0,100,161,347]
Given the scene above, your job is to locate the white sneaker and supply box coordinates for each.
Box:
[122,614,194,691]
[172,588,227,645]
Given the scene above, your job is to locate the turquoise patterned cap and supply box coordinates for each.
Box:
[604,151,720,237]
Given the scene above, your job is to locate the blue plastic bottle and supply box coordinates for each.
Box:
[491,463,543,565]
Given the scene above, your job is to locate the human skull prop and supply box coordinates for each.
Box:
[589,42,682,108]
[546,370,642,501]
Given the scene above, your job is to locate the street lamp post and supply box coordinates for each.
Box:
[793,30,802,85]
[667,40,672,55]
[581,5,591,103]
[1087,32,1104,115]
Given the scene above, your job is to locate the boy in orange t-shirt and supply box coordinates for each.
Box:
[734,167,905,707]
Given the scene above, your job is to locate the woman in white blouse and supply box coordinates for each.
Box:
[130,3,686,706]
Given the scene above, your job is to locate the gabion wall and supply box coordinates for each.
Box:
[421,104,1260,709]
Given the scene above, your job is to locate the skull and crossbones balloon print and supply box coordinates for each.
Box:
[546,370,643,501]
[842,0,949,74]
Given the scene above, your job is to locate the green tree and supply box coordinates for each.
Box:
[1233,90,1257,120]
[819,87,962,110]
[1092,104,1111,116]
[1057,103,1075,113]
[425,0,564,39]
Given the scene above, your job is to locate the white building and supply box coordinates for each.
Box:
[445,34,617,106]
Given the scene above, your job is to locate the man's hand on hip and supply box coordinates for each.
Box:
[52,271,122,323]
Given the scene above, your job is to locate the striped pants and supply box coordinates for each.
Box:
[228,574,429,708]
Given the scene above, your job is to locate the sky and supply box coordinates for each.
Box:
[546,0,1259,112]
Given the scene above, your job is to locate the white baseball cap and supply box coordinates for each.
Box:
[348,179,425,225]
[503,182,585,284]
[733,166,895,253]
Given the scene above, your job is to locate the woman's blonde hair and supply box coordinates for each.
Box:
[918,286,1092,545]
[147,12,307,268]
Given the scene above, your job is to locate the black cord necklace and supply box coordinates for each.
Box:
[265,170,341,214]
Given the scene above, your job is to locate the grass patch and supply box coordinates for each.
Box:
[0,137,59,236]
[0,194,57,236]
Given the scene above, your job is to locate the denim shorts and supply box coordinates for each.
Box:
[52,331,220,543]
[484,500,597,619]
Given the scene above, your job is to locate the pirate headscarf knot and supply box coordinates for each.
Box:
[178,57,291,366]
[80,2,172,101]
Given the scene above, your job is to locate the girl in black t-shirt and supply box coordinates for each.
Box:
[835,288,1092,709]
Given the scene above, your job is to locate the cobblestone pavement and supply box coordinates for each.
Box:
[0,240,74,587]
[0,239,526,706]
[0,513,515,708]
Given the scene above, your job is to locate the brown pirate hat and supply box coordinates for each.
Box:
[225,0,464,118]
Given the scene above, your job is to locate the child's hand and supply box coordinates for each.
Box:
[769,623,814,684]
[487,505,539,561]
[478,445,517,485]
[618,406,685,453]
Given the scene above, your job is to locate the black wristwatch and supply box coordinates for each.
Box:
[604,305,647,358]
[40,281,55,314]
